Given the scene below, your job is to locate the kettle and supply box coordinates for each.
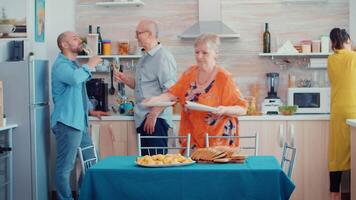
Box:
[119,97,134,115]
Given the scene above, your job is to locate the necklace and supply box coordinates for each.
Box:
[196,66,216,86]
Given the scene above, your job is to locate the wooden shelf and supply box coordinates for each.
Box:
[77,55,142,59]
[0,38,28,42]
[96,0,144,7]
[259,52,331,57]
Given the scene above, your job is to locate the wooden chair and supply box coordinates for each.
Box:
[205,132,259,156]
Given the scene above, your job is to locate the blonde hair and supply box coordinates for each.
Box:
[194,33,220,52]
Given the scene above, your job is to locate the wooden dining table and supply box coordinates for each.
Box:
[79,155,295,200]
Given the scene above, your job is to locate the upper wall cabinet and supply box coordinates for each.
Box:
[95,0,144,7]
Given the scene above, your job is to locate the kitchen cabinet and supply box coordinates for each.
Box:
[127,121,137,155]
[240,120,330,200]
[0,124,17,200]
[90,118,182,157]
[89,121,129,157]
[239,121,285,159]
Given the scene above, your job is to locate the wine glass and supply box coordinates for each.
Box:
[81,43,94,56]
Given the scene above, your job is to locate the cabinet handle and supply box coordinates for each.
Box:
[289,124,295,147]
[279,124,284,148]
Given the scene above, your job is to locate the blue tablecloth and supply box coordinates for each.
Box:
[79,156,295,200]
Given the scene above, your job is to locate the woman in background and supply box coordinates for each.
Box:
[144,33,247,151]
[327,28,356,200]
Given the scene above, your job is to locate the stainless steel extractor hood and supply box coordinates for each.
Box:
[178,0,240,39]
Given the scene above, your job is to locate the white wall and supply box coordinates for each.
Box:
[350,0,356,40]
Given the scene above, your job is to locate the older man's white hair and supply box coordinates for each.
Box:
[140,19,159,38]
[194,33,221,52]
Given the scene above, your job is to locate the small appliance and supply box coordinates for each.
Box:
[86,78,109,112]
[262,72,282,114]
[288,87,330,114]
[9,40,24,61]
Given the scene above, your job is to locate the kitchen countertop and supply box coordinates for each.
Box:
[89,114,330,121]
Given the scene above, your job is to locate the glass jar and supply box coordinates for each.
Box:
[311,40,321,53]
[246,96,257,115]
[321,35,330,53]
[102,40,112,55]
[118,41,129,55]
[301,40,311,53]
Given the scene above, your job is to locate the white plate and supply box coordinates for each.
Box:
[185,101,218,112]
[135,161,196,168]
[140,101,175,107]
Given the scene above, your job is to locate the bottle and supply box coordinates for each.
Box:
[263,23,271,53]
[97,26,103,55]
[88,25,92,34]
[102,40,112,55]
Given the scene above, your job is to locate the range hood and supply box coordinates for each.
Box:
[178,0,240,39]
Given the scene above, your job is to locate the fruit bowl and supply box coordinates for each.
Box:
[279,105,298,115]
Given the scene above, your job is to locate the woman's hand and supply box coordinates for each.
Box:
[211,106,228,117]
[210,105,247,117]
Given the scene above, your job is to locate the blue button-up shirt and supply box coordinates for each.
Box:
[51,53,93,131]
[134,44,177,128]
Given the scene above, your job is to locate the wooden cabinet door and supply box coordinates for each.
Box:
[127,121,138,156]
[287,120,329,200]
[239,120,285,158]
[90,121,128,158]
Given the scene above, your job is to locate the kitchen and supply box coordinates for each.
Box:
[0,0,355,200]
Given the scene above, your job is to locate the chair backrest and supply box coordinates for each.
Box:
[205,132,259,156]
[137,134,191,157]
[281,142,297,178]
[77,145,99,176]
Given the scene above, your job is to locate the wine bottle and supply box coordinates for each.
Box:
[97,26,103,55]
[263,23,271,53]
[88,25,92,34]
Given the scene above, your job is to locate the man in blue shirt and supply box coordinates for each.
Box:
[115,19,177,155]
[51,31,104,200]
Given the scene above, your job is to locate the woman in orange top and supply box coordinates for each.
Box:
[144,33,247,150]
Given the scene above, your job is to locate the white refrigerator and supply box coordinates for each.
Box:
[0,55,50,200]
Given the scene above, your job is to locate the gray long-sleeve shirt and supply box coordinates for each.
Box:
[134,44,177,128]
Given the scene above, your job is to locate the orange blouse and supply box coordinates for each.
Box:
[169,65,247,150]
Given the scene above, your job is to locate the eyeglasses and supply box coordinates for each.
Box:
[136,30,148,37]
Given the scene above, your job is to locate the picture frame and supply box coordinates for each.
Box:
[35,0,45,42]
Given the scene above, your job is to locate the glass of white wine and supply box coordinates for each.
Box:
[81,43,94,56]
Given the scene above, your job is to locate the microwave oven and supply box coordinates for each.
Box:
[287,87,330,114]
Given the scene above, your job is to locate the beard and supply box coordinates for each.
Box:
[69,43,82,54]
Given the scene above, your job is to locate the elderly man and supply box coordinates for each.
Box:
[115,19,177,155]
[51,31,106,200]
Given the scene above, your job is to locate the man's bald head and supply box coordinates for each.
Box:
[57,31,76,51]
[137,19,159,39]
